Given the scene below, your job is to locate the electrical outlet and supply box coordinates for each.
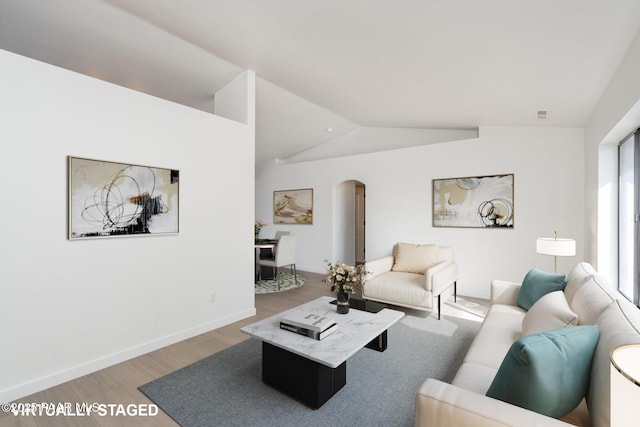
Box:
[209,292,216,303]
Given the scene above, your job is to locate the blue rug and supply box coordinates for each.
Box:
[139,314,480,426]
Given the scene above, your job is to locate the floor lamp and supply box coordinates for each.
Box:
[536,231,576,273]
[610,344,640,426]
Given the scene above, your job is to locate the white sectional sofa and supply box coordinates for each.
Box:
[363,243,458,319]
[415,262,640,427]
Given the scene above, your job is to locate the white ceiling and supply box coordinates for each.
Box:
[2,0,640,166]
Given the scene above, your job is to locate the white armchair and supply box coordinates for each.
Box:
[363,243,458,319]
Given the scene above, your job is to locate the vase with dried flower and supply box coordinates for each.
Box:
[324,260,368,314]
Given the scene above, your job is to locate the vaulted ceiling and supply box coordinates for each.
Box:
[2,0,640,167]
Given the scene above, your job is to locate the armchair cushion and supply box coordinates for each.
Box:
[516,268,567,310]
[363,271,432,307]
[364,256,394,281]
[391,242,438,274]
[486,325,599,419]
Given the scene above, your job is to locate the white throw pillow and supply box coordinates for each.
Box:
[391,243,438,274]
[522,291,578,336]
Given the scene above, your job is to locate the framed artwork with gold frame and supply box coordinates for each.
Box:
[273,188,313,224]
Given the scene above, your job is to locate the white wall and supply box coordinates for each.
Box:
[256,126,585,299]
[215,70,255,126]
[0,50,256,402]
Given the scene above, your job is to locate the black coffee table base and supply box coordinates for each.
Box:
[262,342,346,409]
[366,330,388,352]
[330,297,389,352]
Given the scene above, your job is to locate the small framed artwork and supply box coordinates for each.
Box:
[68,156,179,239]
[433,174,514,228]
[273,188,313,224]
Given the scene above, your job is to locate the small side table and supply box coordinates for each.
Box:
[610,343,640,426]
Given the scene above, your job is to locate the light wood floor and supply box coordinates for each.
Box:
[1,271,336,427]
[2,271,482,427]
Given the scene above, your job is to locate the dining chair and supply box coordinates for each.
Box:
[274,231,290,239]
[260,231,290,260]
[258,234,298,290]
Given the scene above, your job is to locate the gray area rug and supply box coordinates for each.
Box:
[255,272,305,294]
[139,314,480,427]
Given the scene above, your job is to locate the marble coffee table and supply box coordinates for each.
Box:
[240,296,404,408]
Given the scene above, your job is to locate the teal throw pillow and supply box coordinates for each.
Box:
[517,268,567,310]
[486,325,599,418]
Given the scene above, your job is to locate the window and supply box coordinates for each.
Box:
[619,131,639,305]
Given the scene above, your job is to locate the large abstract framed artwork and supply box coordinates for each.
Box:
[433,174,514,228]
[273,188,313,224]
[68,156,179,239]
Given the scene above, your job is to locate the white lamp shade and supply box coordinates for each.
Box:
[536,238,576,256]
[610,344,640,426]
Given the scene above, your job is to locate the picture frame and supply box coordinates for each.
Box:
[273,188,313,224]
[68,156,179,239]
[433,174,514,228]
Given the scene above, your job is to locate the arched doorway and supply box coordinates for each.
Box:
[355,182,366,264]
[335,180,366,265]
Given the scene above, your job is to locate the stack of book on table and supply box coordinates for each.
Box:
[280,310,338,340]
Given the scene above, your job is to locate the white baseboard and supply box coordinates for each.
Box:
[0,307,256,403]
[298,265,325,275]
